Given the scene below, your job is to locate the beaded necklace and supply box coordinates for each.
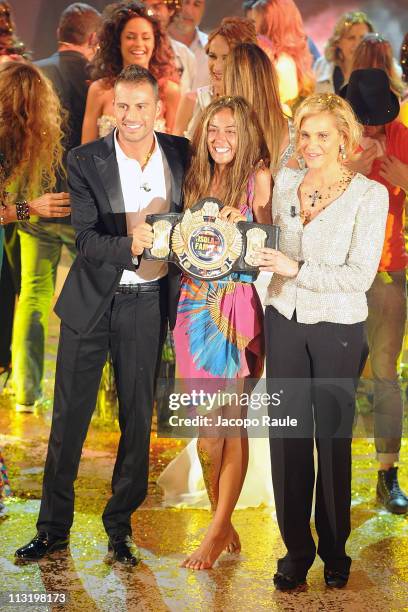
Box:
[299,169,355,224]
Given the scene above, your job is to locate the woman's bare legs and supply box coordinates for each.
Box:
[181,404,249,570]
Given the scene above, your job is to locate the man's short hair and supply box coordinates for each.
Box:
[58,3,101,45]
[115,65,159,100]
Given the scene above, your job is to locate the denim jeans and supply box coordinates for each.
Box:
[366,270,407,463]
[11,221,76,405]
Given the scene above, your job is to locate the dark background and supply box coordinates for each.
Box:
[11,0,408,60]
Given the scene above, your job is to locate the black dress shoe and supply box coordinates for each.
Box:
[377,467,408,514]
[324,568,349,588]
[107,536,140,566]
[273,572,306,591]
[15,532,69,562]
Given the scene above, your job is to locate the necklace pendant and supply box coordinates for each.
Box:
[311,190,320,207]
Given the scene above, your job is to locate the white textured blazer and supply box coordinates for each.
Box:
[265,167,389,324]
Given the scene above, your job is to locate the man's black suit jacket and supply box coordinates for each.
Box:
[36,50,89,222]
[55,131,190,334]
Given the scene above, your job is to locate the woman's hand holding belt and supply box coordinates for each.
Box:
[255,247,300,277]
[219,206,246,223]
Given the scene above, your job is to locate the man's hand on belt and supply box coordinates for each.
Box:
[131,222,154,256]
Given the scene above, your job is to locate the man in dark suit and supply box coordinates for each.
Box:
[15,65,190,565]
[12,3,101,412]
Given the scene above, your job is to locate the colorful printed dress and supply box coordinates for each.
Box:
[0,449,12,513]
[172,183,264,382]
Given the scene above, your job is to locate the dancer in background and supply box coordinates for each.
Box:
[0,1,29,61]
[342,69,408,515]
[0,0,30,386]
[82,0,180,140]
[223,42,299,175]
[242,0,321,63]
[352,33,405,99]
[257,92,388,590]
[11,3,101,413]
[174,17,257,137]
[248,0,315,108]
[0,62,71,411]
[314,11,374,93]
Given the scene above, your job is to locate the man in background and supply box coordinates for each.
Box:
[145,0,197,95]
[169,0,209,89]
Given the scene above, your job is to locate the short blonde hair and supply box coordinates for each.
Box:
[325,11,374,64]
[293,93,362,159]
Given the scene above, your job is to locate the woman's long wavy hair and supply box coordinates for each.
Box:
[184,96,270,210]
[224,43,286,173]
[90,1,179,87]
[0,62,64,199]
[251,0,314,98]
[352,34,406,98]
[324,11,374,65]
[205,16,257,52]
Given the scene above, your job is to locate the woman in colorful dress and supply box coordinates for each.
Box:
[0,450,11,516]
[81,0,180,141]
[158,42,301,512]
[173,96,271,570]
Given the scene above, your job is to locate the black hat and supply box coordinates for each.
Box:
[339,68,400,126]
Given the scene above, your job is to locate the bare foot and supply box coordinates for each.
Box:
[181,524,231,570]
[225,524,241,553]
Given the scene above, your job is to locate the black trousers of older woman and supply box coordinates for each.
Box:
[265,306,365,580]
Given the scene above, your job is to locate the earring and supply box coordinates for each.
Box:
[339,144,347,160]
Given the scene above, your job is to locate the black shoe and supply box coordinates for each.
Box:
[15,532,69,562]
[273,572,306,591]
[107,535,140,566]
[324,568,349,588]
[377,467,408,515]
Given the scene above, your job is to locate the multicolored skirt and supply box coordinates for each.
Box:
[173,275,264,380]
[0,450,12,498]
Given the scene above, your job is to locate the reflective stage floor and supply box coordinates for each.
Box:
[1,299,408,611]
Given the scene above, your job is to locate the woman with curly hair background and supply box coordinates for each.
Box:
[82,0,180,140]
[0,62,70,412]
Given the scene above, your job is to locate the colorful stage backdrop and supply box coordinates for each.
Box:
[11,0,408,64]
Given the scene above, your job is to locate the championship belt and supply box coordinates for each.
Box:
[143,198,279,281]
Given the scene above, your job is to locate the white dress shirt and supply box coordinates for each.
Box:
[190,28,209,89]
[170,38,197,95]
[114,131,171,284]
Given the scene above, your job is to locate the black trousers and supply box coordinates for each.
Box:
[37,286,167,540]
[265,306,365,578]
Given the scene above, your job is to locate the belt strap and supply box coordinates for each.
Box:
[116,282,161,294]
